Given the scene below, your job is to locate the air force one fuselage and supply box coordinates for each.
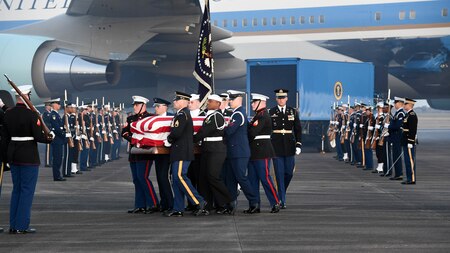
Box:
[0,0,449,109]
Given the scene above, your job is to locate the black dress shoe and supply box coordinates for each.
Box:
[0,227,3,233]
[390,176,403,181]
[193,201,209,216]
[54,178,66,181]
[145,206,159,214]
[10,228,36,234]
[280,203,287,209]
[270,204,280,213]
[127,208,145,214]
[75,171,83,175]
[64,175,74,177]
[380,173,391,177]
[164,210,183,217]
[401,181,416,185]
[243,205,260,214]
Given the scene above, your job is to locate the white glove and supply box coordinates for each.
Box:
[353,123,357,128]
[81,134,87,140]
[75,135,81,140]
[109,133,113,137]
[49,131,55,139]
[384,132,389,137]
[375,124,381,129]
[89,137,94,141]
[95,132,100,137]
[359,124,364,128]
[0,98,4,108]
[407,143,413,149]
[384,123,390,128]
[65,133,72,138]
[295,147,301,155]
[113,130,118,134]
[368,126,374,131]
[96,124,100,127]
[102,131,106,134]
[163,139,171,147]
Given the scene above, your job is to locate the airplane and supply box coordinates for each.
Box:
[0,0,449,110]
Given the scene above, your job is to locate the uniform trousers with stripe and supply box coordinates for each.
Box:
[272,156,295,205]
[80,141,90,171]
[111,138,120,160]
[336,132,343,159]
[134,160,159,209]
[391,133,404,177]
[51,142,63,180]
[403,145,416,183]
[248,159,280,207]
[45,143,52,166]
[9,165,38,231]
[171,160,204,212]
[62,143,70,177]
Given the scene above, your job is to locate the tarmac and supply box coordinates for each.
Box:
[0,129,450,252]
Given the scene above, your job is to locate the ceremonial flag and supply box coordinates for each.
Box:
[193,0,214,108]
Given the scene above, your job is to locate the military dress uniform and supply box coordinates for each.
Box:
[122,96,159,214]
[111,110,121,160]
[362,109,375,170]
[3,85,52,233]
[194,95,233,214]
[351,105,362,166]
[388,97,406,180]
[49,99,67,181]
[63,106,76,177]
[102,109,112,162]
[224,90,259,213]
[80,108,91,171]
[0,103,8,231]
[42,106,52,167]
[89,108,99,168]
[269,89,302,208]
[248,94,280,213]
[335,111,344,161]
[97,112,105,165]
[402,99,418,184]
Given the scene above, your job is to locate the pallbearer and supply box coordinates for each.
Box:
[164,91,207,217]
[401,98,418,185]
[248,93,280,213]
[269,89,302,209]
[219,93,233,116]
[122,96,159,214]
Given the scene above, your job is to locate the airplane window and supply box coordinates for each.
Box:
[409,10,416,19]
[232,19,237,27]
[213,20,218,26]
[252,18,258,26]
[299,16,305,24]
[242,19,248,27]
[272,17,277,25]
[281,17,287,25]
[319,15,325,23]
[375,12,381,21]
[443,8,448,17]
[399,11,406,20]
[309,16,315,24]
[223,19,228,27]
[262,18,267,26]
[290,16,295,25]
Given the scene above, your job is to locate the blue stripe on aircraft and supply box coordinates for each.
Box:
[211,1,450,33]
[0,20,40,31]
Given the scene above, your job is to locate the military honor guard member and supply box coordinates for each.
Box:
[386,97,406,180]
[164,91,207,217]
[152,97,174,212]
[62,102,75,178]
[401,98,418,185]
[0,98,8,233]
[194,94,234,214]
[362,106,375,170]
[3,85,52,234]
[122,96,159,214]
[351,102,362,166]
[380,101,394,177]
[269,89,302,209]
[224,90,259,214]
[43,101,53,167]
[79,104,91,171]
[102,104,112,162]
[219,93,233,116]
[48,98,67,181]
[373,102,386,173]
[111,107,121,160]
[248,93,280,213]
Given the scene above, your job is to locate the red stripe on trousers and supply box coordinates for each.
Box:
[145,160,158,206]
[265,159,279,204]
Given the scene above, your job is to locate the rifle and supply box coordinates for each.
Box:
[63,90,75,148]
[371,109,381,149]
[327,103,336,148]
[106,106,114,145]
[94,103,102,143]
[4,74,51,140]
[357,109,364,150]
[80,108,91,150]
[379,89,391,146]
[111,104,119,140]
[365,111,374,149]
[101,100,108,142]
[74,106,83,151]
[340,112,346,144]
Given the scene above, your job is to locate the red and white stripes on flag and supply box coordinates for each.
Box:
[130,116,206,148]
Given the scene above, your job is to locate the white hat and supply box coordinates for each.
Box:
[227,90,245,99]
[208,94,222,102]
[219,93,229,99]
[251,93,269,101]
[11,85,32,96]
[394,96,405,103]
[342,104,348,108]
[132,95,149,104]
[376,102,384,108]
[190,94,200,101]
[46,98,61,104]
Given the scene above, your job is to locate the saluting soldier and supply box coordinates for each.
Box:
[163,91,207,217]
[401,98,418,185]
[386,97,406,180]
[48,98,66,181]
[248,93,280,213]
[152,97,174,212]
[3,85,52,234]
[269,89,302,209]
[43,101,52,167]
[194,94,234,215]
[121,96,159,214]
[224,90,259,214]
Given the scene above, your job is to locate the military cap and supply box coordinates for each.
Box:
[208,94,222,103]
[11,85,32,96]
[227,90,245,100]
[190,94,200,101]
[173,91,191,101]
[219,93,229,100]
[153,97,171,106]
[394,96,405,103]
[47,98,61,104]
[132,95,149,104]
[404,98,416,105]
[251,93,269,102]
[376,102,384,108]
[274,89,288,98]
